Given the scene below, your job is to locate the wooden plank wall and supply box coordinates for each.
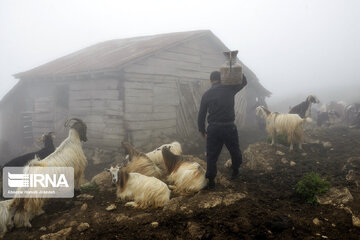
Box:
[69,79,124,149]
[122,35,242,146]
[122,76,178,147]
[32,97,54,137]
[0,87,29,158]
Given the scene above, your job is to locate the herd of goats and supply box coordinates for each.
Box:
[255,95,360,151]
[0,118,206,238]
[0,95,359,237]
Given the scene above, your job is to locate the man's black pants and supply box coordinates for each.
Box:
[206,123,242,180]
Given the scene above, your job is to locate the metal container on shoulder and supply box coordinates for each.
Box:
[220,50,243,85]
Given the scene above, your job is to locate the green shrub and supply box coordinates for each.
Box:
[266,133,289,146]
[80,183,99,193]
[295,172,330,204]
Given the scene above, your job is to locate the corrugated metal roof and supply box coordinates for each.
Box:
[14,30,211,78]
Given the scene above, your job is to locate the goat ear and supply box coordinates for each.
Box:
[119,169,129,189]
[162,146,180,173]
[104,168,110,172]
[162,146,179,159]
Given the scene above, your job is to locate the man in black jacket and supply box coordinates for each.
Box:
[198,71,247,189]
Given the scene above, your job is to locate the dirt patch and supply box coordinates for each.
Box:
[3,126,360,240]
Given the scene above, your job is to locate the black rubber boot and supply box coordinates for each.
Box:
[204,178,215,190]
[231,168,239,180]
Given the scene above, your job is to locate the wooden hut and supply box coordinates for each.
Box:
[0,30,270,160]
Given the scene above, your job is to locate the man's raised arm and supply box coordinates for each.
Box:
[233,74,248,93]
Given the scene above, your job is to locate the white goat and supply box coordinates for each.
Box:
[11,118,88,228]
[161,146,207,195]
[106,166,170,209]
[28,118,88,189]
[122,142,163,179]
[0,200,15,238]
[256,106,312,151]
[145,141,182,172]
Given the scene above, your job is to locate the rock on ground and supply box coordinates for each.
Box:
[317,187,353,205]
[187,222,205,239]
[224,159,232,168]
[65,221,78,228]
[342,157,360,187]
[115,214,131,222]
[91,171,114,191]
[163,191,247,212]
[222,193,247,206]
[352,215,360,228]
[242,143,289,172]
[106,204,117,211]
[76,194,94,201]
[40,227,72,240]
[80,203,88,211]
[322,141,332,148]
[163,197,185,212]
[151,222,159,228]
[197,192,246,209]
[313,218,321,226]
[77,222,90,232]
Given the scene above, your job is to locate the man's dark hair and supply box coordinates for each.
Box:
[210,71,221,82]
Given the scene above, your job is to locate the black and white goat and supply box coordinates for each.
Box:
[106,166,170,209]
[289,95,320,118]
[11,118,88,228]
[256,106,312,151]
[2,132,56,168]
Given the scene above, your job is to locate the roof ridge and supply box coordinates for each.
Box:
[14,30,212,79]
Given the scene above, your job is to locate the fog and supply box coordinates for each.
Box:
[1,0,360,111]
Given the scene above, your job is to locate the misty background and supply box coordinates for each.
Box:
[1,0,359,112]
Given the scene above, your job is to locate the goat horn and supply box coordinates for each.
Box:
[64,118,86,127]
